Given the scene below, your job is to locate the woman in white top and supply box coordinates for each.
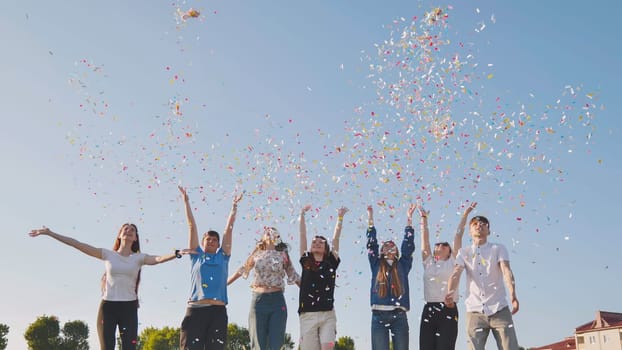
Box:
[228,226,300,350]
[419,202,476,350]
[29,223,191,350]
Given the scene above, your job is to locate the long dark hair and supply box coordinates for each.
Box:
[302,235,330,271]
[374,241,403,298]
[101,224,142,301]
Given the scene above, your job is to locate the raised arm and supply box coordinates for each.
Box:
[366,205,379,262]
[222,191,244,256]
[178,186,199,250]
[332,206,348,258]
[407,203,415,227]
[299,204,311,257]
[454,202,476,257]
[500,260,519,314]
[418,205,431,261]
[401,205,416,264]
[29,227,102,259]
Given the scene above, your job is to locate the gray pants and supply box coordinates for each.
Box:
[466,307,519,350]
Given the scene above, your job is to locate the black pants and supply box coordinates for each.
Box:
[180,305,228,350]
[97,300,138,350]
[419,302,459,350]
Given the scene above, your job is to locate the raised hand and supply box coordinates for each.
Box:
[464,201,477,215]
[178,186,189,202]
[29,227,52,238]
[407,203,417,218]
[337,206,349,217]
[232,191,245,206]
[301,204,312,215]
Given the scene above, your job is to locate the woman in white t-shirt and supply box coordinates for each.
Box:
[29,223,190,350]
[418,202,476,350]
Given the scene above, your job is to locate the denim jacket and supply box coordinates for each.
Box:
[367,225,415,310]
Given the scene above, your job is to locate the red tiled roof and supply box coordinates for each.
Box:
[575,310,622,333]
[532,337,576,350]
[534,310,622,349]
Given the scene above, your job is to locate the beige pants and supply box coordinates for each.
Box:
[299,310,337,350]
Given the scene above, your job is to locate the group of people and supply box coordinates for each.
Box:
[29,188,520,350]
[365,202,520,350]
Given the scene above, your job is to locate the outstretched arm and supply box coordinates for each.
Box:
[454,202,476,257]
[29,227,102,259]
[227,271,242,285]
[222,191,244,256]
[299,204,311,257]
[228,252,255,285]
[144,248,195,265]
[178,186,199,250]
[332,206,348,258]
[500,260,519,314]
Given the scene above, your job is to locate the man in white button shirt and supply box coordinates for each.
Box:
[445,215,519,350]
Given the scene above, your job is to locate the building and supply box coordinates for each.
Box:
[575,311,622,350]
[533,311,622,350]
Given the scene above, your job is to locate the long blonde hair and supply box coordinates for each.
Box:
[244,227,293,272]
[375,242,402,298]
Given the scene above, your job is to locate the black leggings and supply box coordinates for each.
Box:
[97,300,138,350]
[419,302,459,350]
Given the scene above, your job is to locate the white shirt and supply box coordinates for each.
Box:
[101,248,146,301]
[423,255,455,303]
[455,242,509,315]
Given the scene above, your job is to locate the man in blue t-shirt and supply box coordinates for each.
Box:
[178,186,243,350]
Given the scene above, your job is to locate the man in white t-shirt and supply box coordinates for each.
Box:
[446,215,520,350]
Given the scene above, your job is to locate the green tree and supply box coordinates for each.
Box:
[226,323,250,350]
[0,323,9,350]
[133,323,295,350]
[225,323,294,349]
[60,321,89,350]
[138,326,179,350]
[24,315,61,350]
[24,316,90,350]
[334,336,355,350]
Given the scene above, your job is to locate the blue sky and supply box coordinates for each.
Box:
[1,0,620,349]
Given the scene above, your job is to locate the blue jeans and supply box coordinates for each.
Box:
[371,309,409,350]
[249,291,287,350]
